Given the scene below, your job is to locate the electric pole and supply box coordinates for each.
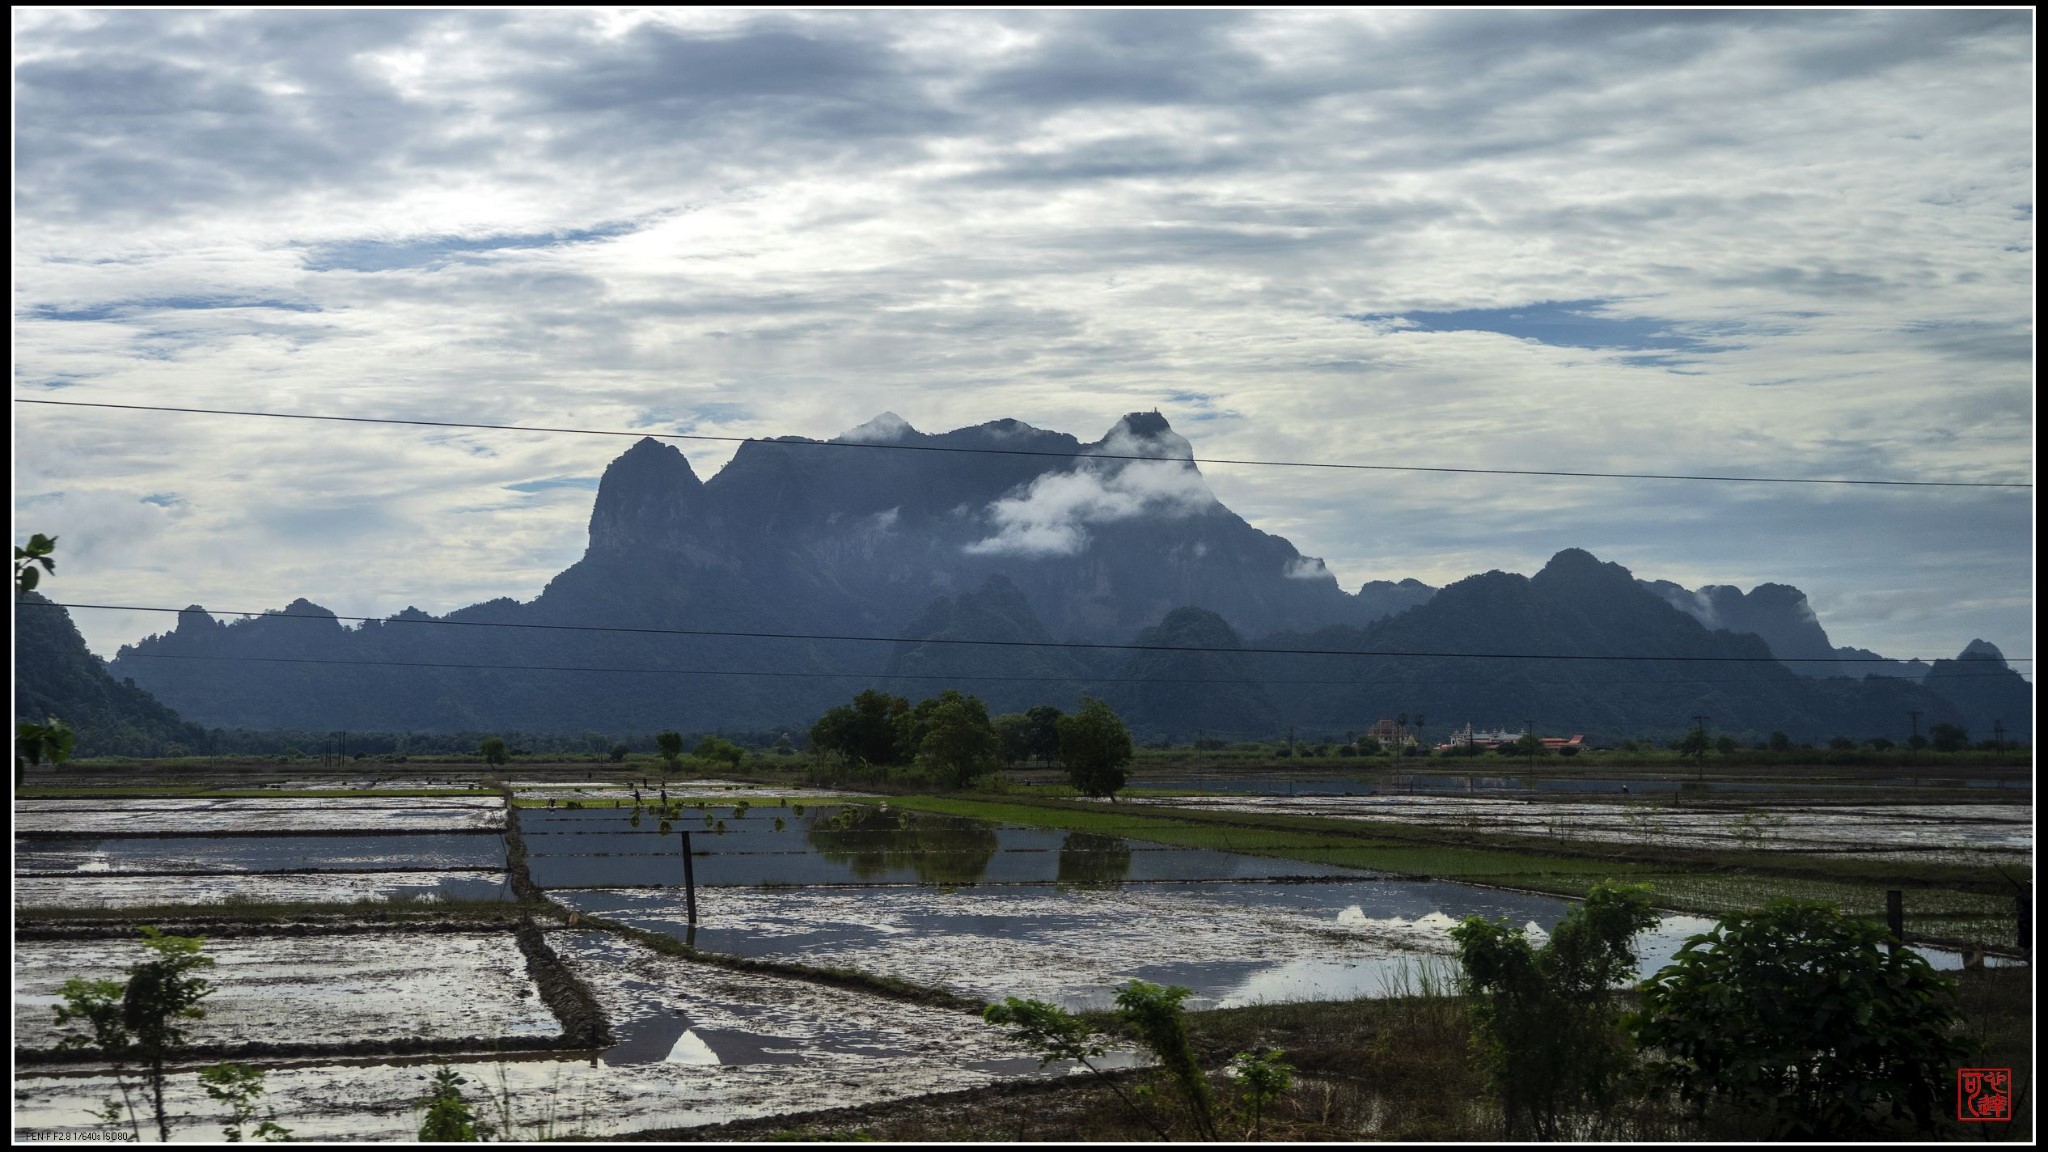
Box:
[1691,715,1711,783]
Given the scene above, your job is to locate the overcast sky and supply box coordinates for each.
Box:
[12,9,2035,672]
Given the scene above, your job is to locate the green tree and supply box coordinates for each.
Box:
[1768,730,1791,752]
[1449,882,1660,1140]
[478,736,509,766]
[914,691,1001,789]
[198,1063,292,1142]
[993,713,1032,765]
[655,730,684,771]
[984,997,1169,1139]
[1678,724,1710,766]
[809,689,911,766]
[1022,704,1066,764]
[54,927,218,1142]
[15,531,57,595]
[1633,899,1965,1138]
[694,735,745,770]
[1115,980,1217,1140]
[1057,697,1134,799]
[1714,734,1738,755]
[1928,723,1970,753]
[608,742,629,763]
[16,715,75,787]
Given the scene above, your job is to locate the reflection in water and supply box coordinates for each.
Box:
[805,805,999,886]
[1056,831,1133,889]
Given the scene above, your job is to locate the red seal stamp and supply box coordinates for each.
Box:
[1957,1067,2012,1122]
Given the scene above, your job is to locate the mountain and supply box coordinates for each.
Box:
[14,592,211,757]
[1642,579,1929,680]
[1251,550,1970,744]
[1921,640,2034,743]
[104,414,2005,745]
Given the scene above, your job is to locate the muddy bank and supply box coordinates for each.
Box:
[514,919,610,1048]
[14,870,512,910]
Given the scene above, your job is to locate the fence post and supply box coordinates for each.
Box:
[1885,889,1903,953]
[682,829,698,925]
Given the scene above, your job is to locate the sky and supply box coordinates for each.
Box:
[11,9,2036,673]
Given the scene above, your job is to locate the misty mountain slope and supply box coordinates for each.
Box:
[878,575,1103,715]
[1106,607,1280,741]
[1248,550,1968,743]
[15,593,209,756]
[1642,578,1929,680]
[1920,640,2034,742]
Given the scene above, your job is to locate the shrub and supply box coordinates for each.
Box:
[1632,899,1965,1138]
[607,743,629,763]
[417,1065,491,1141]
[1449,882,1659,1139]
[1115,980,1216,1140]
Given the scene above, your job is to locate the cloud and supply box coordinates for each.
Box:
[966,454,1218,557]
[1284,556,1329,580]
[8,9,2033,664]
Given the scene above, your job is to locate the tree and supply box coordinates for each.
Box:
[1678,724,1710,766]
[15,531,57,595]
[1115,980,1217,1140]
[1768,731,1791,753]
[17,715,74,787]
[1057,697,1134,799]
[1714,734,1738,755]
[54,927,217,1142]
[915,691,1001,789]
[809,689,911,766]
[1633,899,1966,1138]
[1022,705,1066,764]
[985,997,1169,1139]
[478,736,509,766]
[1449,882,1660,1140]
[694,735,745,770]
[993,713,1032,765]
[1928,723,1970,753]
[608,743,629,763]
[655,730,684,771]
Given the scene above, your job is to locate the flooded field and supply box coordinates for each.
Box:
[513,778,872,803]
[15,931,555,1052]
[1127,794,2033,865]
[14,871,513,910]
[15,797,505,836]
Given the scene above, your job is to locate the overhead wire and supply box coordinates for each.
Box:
[13,397,2032,488]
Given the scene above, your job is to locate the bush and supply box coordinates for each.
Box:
[1633,899,1965,1138]
[1449,882,1659,1139]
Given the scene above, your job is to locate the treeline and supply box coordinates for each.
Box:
[80,727,805,762]
[808,689,1135,797]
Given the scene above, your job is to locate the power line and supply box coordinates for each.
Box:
[14,397,2031,489]
[32,599,2028,664]
[117,649,2032,687]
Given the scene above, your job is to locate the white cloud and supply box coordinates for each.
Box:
[965,457,1217,557]
[1284,556,1328,580]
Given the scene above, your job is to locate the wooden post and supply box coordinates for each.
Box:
[681,829,698,924]
[1886,889,1903,952]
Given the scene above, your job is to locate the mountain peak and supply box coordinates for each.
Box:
[837,412,918,443]
[588,436,704,553]
[1534,548,1636,590]
[1958,638,2007,664]
[1101,410,1194,460]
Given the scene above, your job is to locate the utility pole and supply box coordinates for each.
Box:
[1908,710,1922,742]
[1525,718,1535,772]
[1993,719,2005,750]
[1691,715,1711,783]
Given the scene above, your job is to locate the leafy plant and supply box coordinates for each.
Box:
[984,996,1169,1139]
[1230,1048,1295,1139]
[1115,980,1217,1140]
[1448,881,1659,1140]
[15,531,57,594]
[1632,899,1966,1138]
[16,714,74,786]
[478,736,509,766]
[199,1062,293,1142]
[53,926,217,1142]
[417,1065,493,1142]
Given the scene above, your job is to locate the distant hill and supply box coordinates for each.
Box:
[104,414,2014,744]
[1921,640,2034,744]
[15,592,210,757]
[1641,579,1930,680]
